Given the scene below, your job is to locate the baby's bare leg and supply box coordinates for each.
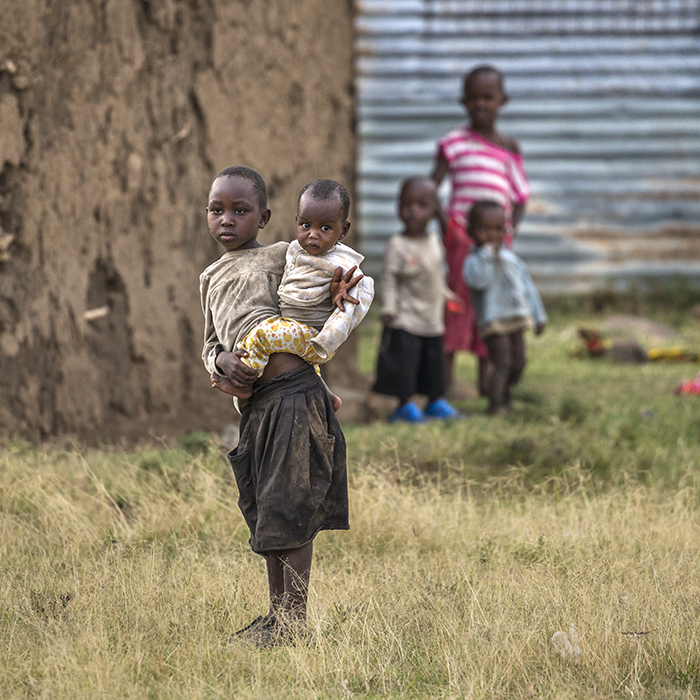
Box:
[210,371,252,399]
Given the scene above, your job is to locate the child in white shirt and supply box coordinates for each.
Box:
[373,177,461,422]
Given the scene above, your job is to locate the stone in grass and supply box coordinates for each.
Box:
[551,625,581,664]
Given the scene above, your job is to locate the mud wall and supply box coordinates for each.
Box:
[0,0,356,442]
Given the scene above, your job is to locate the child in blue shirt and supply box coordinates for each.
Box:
[462,200,546,414]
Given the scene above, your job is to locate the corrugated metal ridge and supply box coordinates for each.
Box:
[359,97,700,116]
[359,55,700,74]
[356,35,699,50]
[358,0,696,11]
[356,18,698,35]
[356,0,699,16]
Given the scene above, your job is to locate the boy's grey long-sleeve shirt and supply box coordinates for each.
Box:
[199,243,288,375]
[462,245,547,330]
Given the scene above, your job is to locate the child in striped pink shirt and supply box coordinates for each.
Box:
[432,64,530,398]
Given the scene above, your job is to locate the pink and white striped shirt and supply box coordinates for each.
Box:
[437,126,530,231]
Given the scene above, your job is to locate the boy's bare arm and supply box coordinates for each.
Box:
[512,202,526,231]
[215,349,257,388]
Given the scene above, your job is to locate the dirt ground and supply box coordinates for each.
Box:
[0,0,356,443]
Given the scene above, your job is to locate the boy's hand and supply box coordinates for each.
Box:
[535,323,546,336]
[215,349,257,387]
[381,313,395,327]
[331,266,363,312]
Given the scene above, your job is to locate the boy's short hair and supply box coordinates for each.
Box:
[463,64,505,94]
[468,200,504,232]
[213,166,267,209]
[399,176,436,201]
[298,179,350,220]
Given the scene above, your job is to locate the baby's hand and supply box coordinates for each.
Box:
[381,313,395,327]
[331,266,363,312]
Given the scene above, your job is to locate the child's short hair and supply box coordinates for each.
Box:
[399,176,436,200]
[212,166,267,209]
[463,64,505,94]
[467,200,504,233]
[298,179,350,220]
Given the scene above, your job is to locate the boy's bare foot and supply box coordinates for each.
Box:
[211,371,252,399]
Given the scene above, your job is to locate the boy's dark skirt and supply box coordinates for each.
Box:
[227,363,348,554]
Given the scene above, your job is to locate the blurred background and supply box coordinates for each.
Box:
[355,0,700,292]
[0,0,698,441]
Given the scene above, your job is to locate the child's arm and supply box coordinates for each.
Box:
[200,273,257,389]
[379,237,401,326]
[330,266,363,312]
[431,152,450,237]
[462,244,496,291]
[519,261,547,334]
[310,274,375,362]
[504,137,528,233]
[214,349,258,388]
[200,274,225,376]
[512,202,526,231]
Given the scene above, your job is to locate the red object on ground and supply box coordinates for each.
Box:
[674,376,700,395]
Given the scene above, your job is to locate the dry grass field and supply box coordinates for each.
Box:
[2,292,700,699]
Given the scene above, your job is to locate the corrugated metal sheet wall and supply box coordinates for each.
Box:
[355,0,700,292]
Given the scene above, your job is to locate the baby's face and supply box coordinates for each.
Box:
[471,206,506,248]
[296,193,350,256]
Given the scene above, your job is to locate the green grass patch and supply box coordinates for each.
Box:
[1,301,700,698]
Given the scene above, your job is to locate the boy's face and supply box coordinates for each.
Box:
[470,206,506,248]
[296,192,350,256]
[462,71,507,130]
[399,179,437,237]
[207,176,270,252]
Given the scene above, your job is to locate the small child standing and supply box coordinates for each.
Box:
[210,177,374,410]
[432,64,530,397]
[372,177,461,422]
[200,166,363,647]
[462,201,546,415]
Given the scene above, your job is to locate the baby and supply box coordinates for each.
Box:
[211,178,374,402]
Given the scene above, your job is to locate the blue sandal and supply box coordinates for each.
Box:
[424,398,464,420]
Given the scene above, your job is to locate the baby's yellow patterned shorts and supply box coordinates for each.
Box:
[238,316,333,377]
